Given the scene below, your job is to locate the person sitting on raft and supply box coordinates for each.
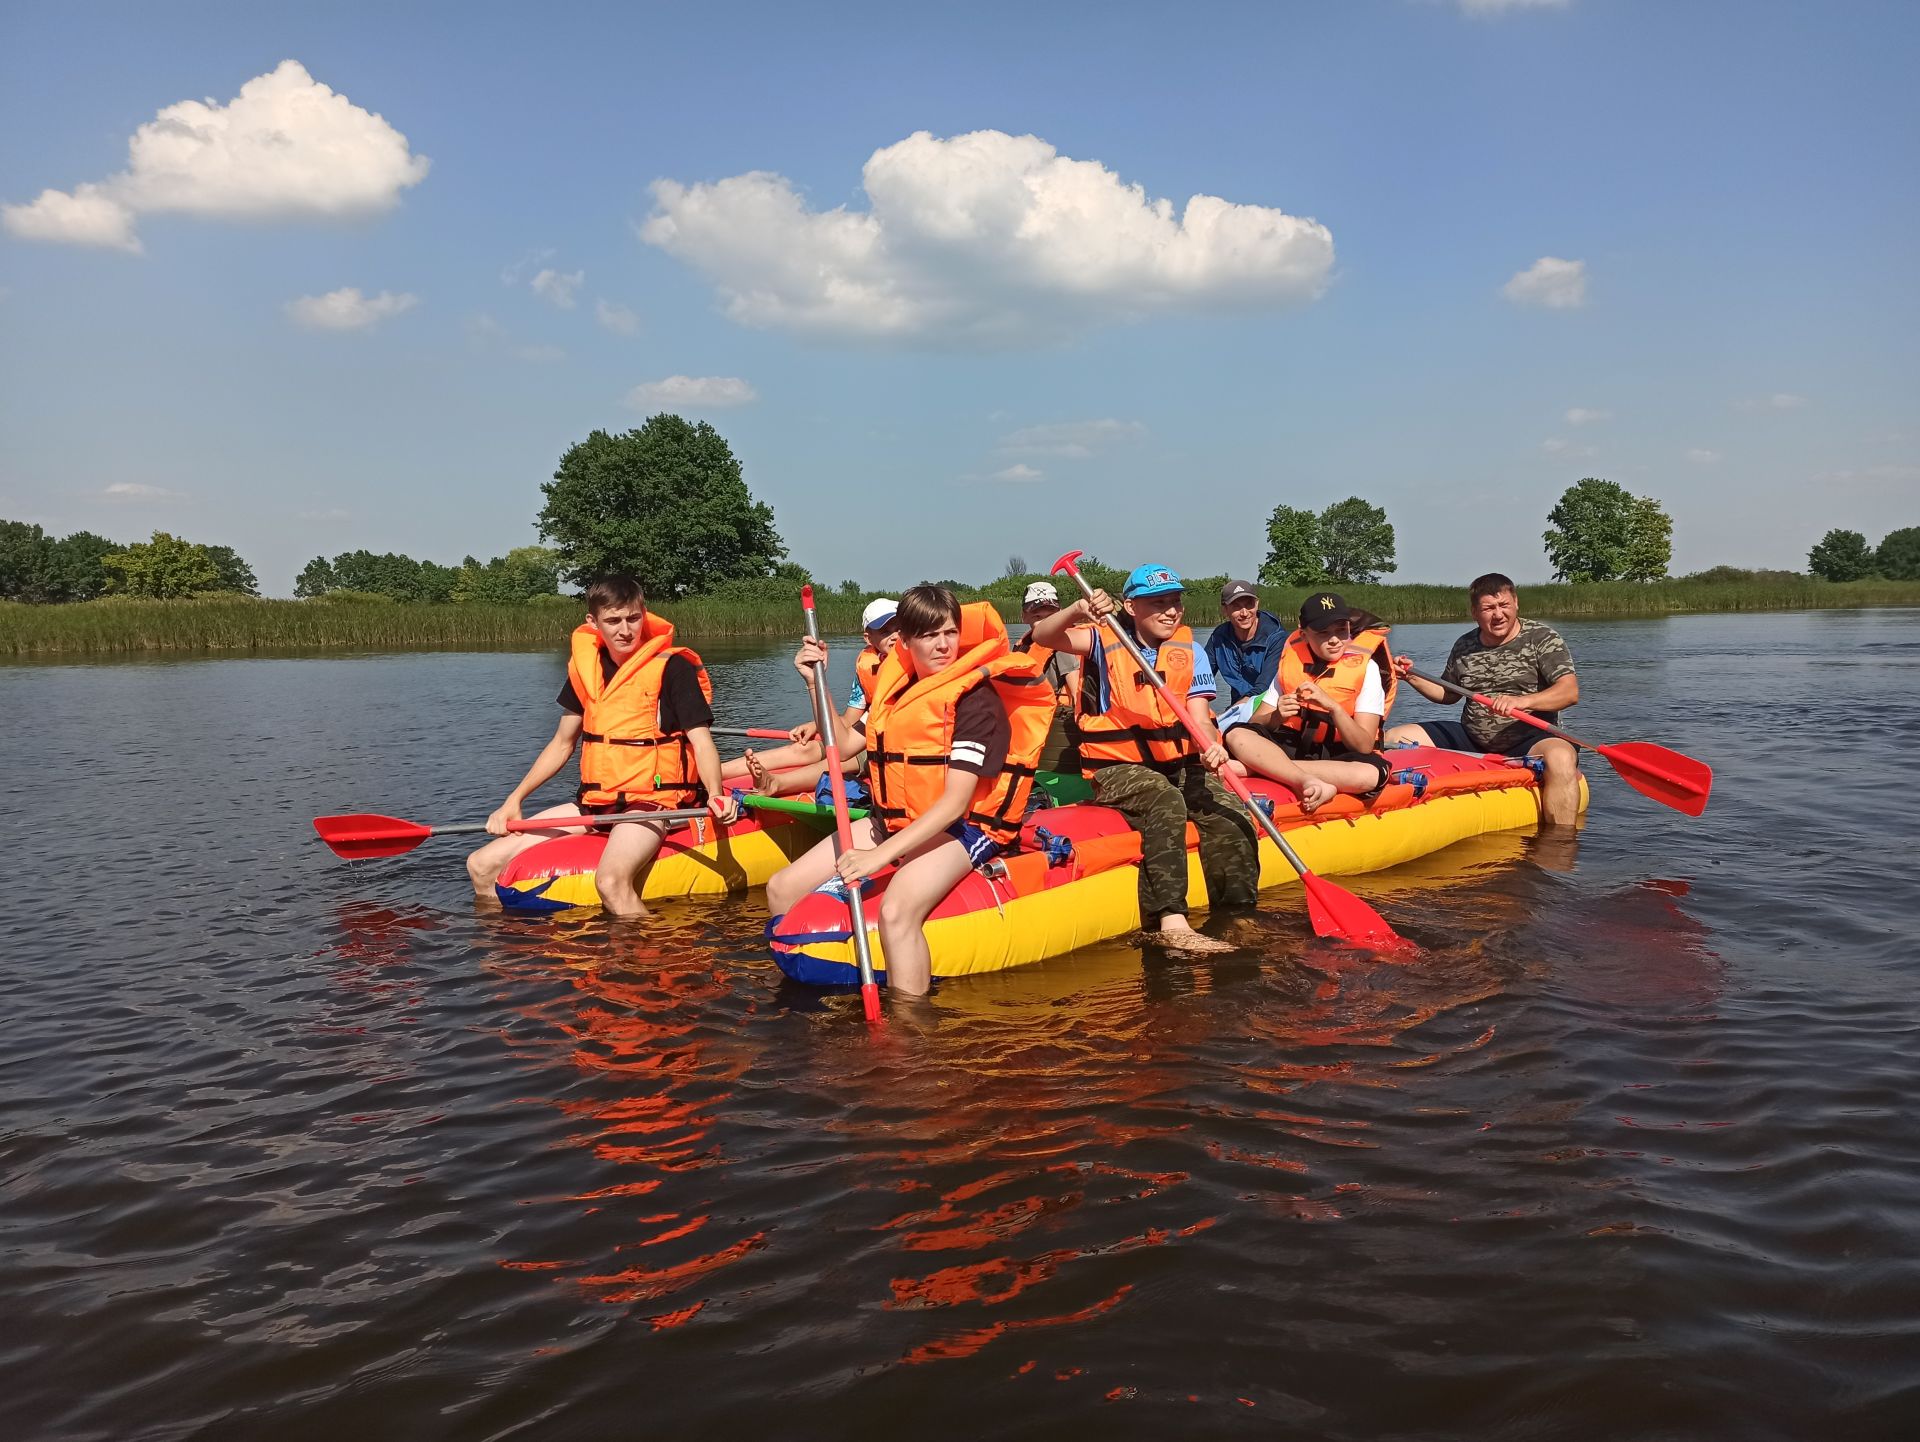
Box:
[764,585,1052,997]
[1205,579,1287,706]
[1221,591,1397,813]
[720,597,899,799]
[465,573,738,915]
[1384,571,1581,827]
[1012,580,1084,775]
[1028,563,1257,956]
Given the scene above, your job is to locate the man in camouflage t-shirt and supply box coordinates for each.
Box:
[1385,573,1583,826]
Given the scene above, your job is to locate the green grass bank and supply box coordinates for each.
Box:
[3,578,1917,657]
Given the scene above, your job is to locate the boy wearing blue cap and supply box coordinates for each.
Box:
[1029,563,1256,954]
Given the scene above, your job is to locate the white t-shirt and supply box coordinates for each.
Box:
[1258,662,1386,717]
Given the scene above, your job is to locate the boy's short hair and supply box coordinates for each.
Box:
[585,574,646,615]
[895,583,961,638]
[1468,572,1516,603]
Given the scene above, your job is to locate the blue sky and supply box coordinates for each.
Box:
[2,0,1915,594]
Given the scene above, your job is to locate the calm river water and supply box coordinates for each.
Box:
[3,610,1917,1440]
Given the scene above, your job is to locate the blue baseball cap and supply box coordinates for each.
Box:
[1122,563,1186,599]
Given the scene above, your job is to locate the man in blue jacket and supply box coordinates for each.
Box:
[1205,579,1286,706]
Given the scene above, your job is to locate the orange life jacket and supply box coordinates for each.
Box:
[1074,622,1198,776]
[854,644,885,706]
[1016,633,1078,709]
[864,603,1053,844]
[568,615,714,809]
[1273,626,1396,751]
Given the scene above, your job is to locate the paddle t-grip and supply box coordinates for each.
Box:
[1050,549,1085,578]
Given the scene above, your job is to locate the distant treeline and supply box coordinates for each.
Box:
[6,569,1919,658]
[293,546,565,604]
[1,522,257,602]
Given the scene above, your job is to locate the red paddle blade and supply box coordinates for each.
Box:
[1300,871,1408,952]
[1595,741,1714,817]
[313,813,433,859]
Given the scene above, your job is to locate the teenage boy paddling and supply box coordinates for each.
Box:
[465,575,738,913]
[1385,571,1581,826]
[765,585,1051,997]
[1030,564,1256,955]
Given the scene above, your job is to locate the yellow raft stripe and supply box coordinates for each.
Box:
[794,776,1587,979]
[498,822,821,909]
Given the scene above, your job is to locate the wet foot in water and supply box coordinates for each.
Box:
[1148,924,1236,955]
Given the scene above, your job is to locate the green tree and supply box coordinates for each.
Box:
[538,416,787,597]
[294,556,338,598]
[48,530,120,601]
[450,545,563,603]
[1544,479,1673,583]
[1258,504,1325,586]
[1873,526,1920,580]
[0,520,56,602]
[102,531,223,598]
[1622,495,1673,582]
[203,545,259,595]
[1806,528,1876,581]
[1317,497,1398,584]
[836,578,862,598]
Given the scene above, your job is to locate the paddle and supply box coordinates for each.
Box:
[801,584,883,1023]
[1051,550,1404,950]
[1405,668,1712,817]
[711,726,801,740]
[314,807,713,861]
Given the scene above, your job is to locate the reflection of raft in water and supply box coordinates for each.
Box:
[495,776,1094,914]
[771,747,1588,986]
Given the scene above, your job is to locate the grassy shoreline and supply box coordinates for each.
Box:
[3,580,1917,657]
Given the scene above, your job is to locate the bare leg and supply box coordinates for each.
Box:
[1293,758,1389,798]
[872,834,976,997]
[721,739,823,783]
[1224,728,1337,811]
[766,827,847,915]
[1530,736,1581,827]
[466,802,587,897]
[1382,722,1435,747]
[592,817,669,917]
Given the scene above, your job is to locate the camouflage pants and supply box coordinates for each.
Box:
[1090,761,1258,926]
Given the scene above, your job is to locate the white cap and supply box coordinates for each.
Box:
[1022,581,1059,606]
[862,597,898,630]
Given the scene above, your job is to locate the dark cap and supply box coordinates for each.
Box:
[1299,591,1357,629]
[1219,579,1259,607]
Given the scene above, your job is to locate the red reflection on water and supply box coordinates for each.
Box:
[486,924,760,1313]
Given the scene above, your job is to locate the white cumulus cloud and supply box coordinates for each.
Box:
[104,482,182,500]
[998,418,1148,459]
[285,287,419,331]
[3,60,428,253]
[641,129,1334,347]
[531,267,583,309]
[623,376,758,411]
[1565,406,1611,426]
[596,298,640,335]
[1686,448,1723,465]
[1503,256,1587,308]
[1542,437,1596,458]
[991,464,1045,483]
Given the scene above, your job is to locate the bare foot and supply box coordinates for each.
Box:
[1149,924,1236,955]
[743,749,773,793]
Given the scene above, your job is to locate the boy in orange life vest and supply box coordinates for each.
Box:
[1013,580,1084,773]
[464,574,738,916]
[1222,592,1397,813]
[719,598,899,798]
[1028,563,1257,956]
[764,585,1052,997]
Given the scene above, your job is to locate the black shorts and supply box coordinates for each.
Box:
[1235,723,1392,794]
[1416,719,1538,758]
